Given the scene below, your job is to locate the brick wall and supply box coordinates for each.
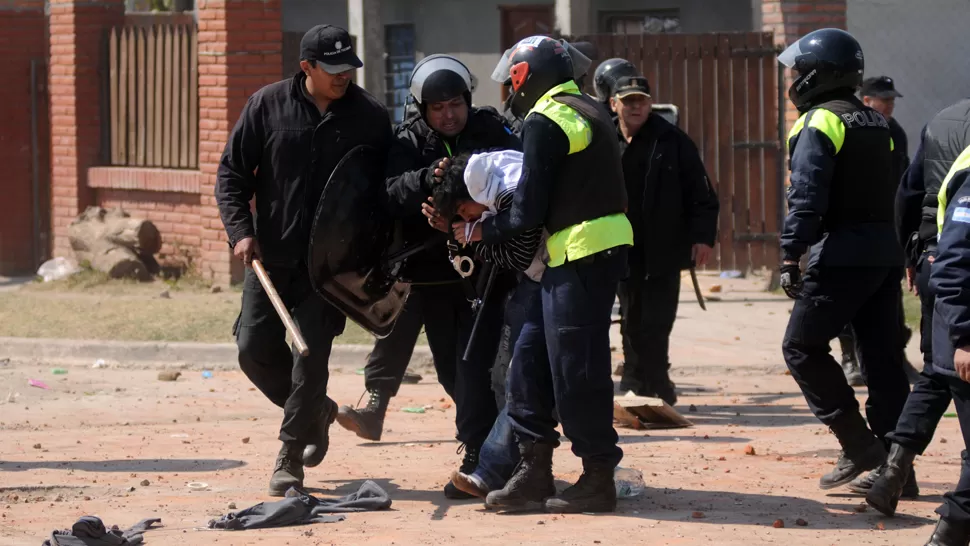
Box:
[197,0,282,284]
[762,0,848,132]
[0,0,48,275]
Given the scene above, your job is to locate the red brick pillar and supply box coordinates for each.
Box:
[762,0,847,133]
[197,0,282,285]
[0,0,48,274]
[48,0,125,259]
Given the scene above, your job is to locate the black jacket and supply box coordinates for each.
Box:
[384,107,520,283]
[216,73,392,267]
[619,113,719,275]
[889,117,910,191]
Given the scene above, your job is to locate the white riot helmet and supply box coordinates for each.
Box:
[409,54,476,106]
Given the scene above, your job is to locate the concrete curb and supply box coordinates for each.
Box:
[0,336,432,370]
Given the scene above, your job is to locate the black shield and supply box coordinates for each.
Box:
[308,145,409,338]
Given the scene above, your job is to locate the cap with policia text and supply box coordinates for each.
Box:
[860,76,903,99]
[300,25,363,74]
[613,75,651,99]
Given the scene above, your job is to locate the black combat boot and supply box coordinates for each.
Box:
[444,444,481,500]
[819,414,887,490]
[335,389,391,442]
[651,374,678,407]
[544,461,617,514]
[924,518,970,546]
[268,441,305,497]
[865,443,920,516]
[303,397,339,468]
[485,441,557,511]
[848,462,919,497]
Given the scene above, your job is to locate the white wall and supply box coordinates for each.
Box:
[848,0,970,155]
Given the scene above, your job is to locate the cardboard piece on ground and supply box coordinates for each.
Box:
[613,394,693,430]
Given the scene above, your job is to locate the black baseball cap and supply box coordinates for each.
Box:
[613,75,651,99]
[860,76,903,99]
[300,25,362,74]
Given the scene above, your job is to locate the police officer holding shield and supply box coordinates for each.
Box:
[215,24,392,497]
[777,28,910,492]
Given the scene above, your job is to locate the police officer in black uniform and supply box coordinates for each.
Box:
[777,28,910,492]
[216,25,392,496]
[860,98,970,517]
[348,54,520,499]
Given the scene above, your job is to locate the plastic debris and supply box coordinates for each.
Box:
[37,257,81,282]
[28,379,49,390]
[402,407,426,414]
[187,482,209,491]
[720,270,744,279]
[201,371,213,379]
[614,467,645,499]
[51,368,68,375]
[92,359,107,369]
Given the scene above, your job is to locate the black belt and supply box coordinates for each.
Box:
[564,247,621,266]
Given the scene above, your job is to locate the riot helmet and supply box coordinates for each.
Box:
[593,58,638,104]
[778,28,864,112]
[409,54,474,108]
[492,35,574,119]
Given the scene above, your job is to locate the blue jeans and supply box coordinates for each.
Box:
[472,278,541,490]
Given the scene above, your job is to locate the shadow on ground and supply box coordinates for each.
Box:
[0,458,246,472]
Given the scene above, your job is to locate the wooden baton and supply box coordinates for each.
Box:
[251,259,310,357]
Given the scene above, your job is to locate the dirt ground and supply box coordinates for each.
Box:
[0,274,953,545]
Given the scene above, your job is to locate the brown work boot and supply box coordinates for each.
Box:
[303,398,338,468]
[544,461,617,514]
[268,441,305,497]
[336,389,391,442]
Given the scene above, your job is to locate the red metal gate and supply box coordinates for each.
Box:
[574,32,783,272]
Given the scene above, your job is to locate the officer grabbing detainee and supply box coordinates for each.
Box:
[476,36,633,513]
[776,28,910,492]
[341,53,519,500]
[215,24,392,496]
[923,143,970,546]
[860,98,970,517]
[609,67,719,405]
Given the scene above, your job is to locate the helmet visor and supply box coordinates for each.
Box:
[778,41,805,68]
[559,40,592,81]
[491,47,513,85]
[410,55,473,104]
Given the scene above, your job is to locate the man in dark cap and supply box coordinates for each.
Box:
[216,24,392,497]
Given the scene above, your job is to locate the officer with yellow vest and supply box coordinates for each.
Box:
[777,28,911,492]
[925,143,970,546]
[461,35,632,513]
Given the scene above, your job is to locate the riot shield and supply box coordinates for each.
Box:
[307,145,409,339]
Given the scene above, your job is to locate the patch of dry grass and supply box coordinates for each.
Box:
[0,274,411,345]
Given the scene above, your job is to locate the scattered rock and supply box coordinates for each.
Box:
[210,285,222,294]
[941,438,948,444]
[140,480,150,487]
[54,495,64,502]
[718,456,726,461]
[83,496,91,501]
[744,445,756,456]
[709,284,722,293]
[796,518,808,527]
[242,437,250,444]
[228,502,237,509]
[32,443,41,449]
[703,434,710,439]
[158,290,171,299]
[196,417,201,422]
[128,487,136,492]
[688,404,697,413]
[853,503,868,513]
[537,520,545,525]
[691,511,705,519]
[157,371,181,382]
[875,521,886,530]
[773,519,784,528]
[776,456,783,461]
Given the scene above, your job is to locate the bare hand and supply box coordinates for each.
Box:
[233,237,260,266]
[906,266,917,295]
[432,158,451,184]
[421,198,449,233]
[956,346,970,382]
[452,221,483,245]
[692,244,714,267]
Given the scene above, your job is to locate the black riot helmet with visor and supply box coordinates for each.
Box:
[406,54,477,120]
[492,36,576,120]
[778,28,864,113]
[593,58,638,104]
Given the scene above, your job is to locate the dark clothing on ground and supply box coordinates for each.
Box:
[618,113,718,276]
[617,271,680,393]
[235,266,346,444]
[363,293,423,396]
[44,516,161,546]
[782,266,910,440]
[207,481,391,530]
[216,73,392,267]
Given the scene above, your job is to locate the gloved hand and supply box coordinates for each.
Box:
[779,262,802,300]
